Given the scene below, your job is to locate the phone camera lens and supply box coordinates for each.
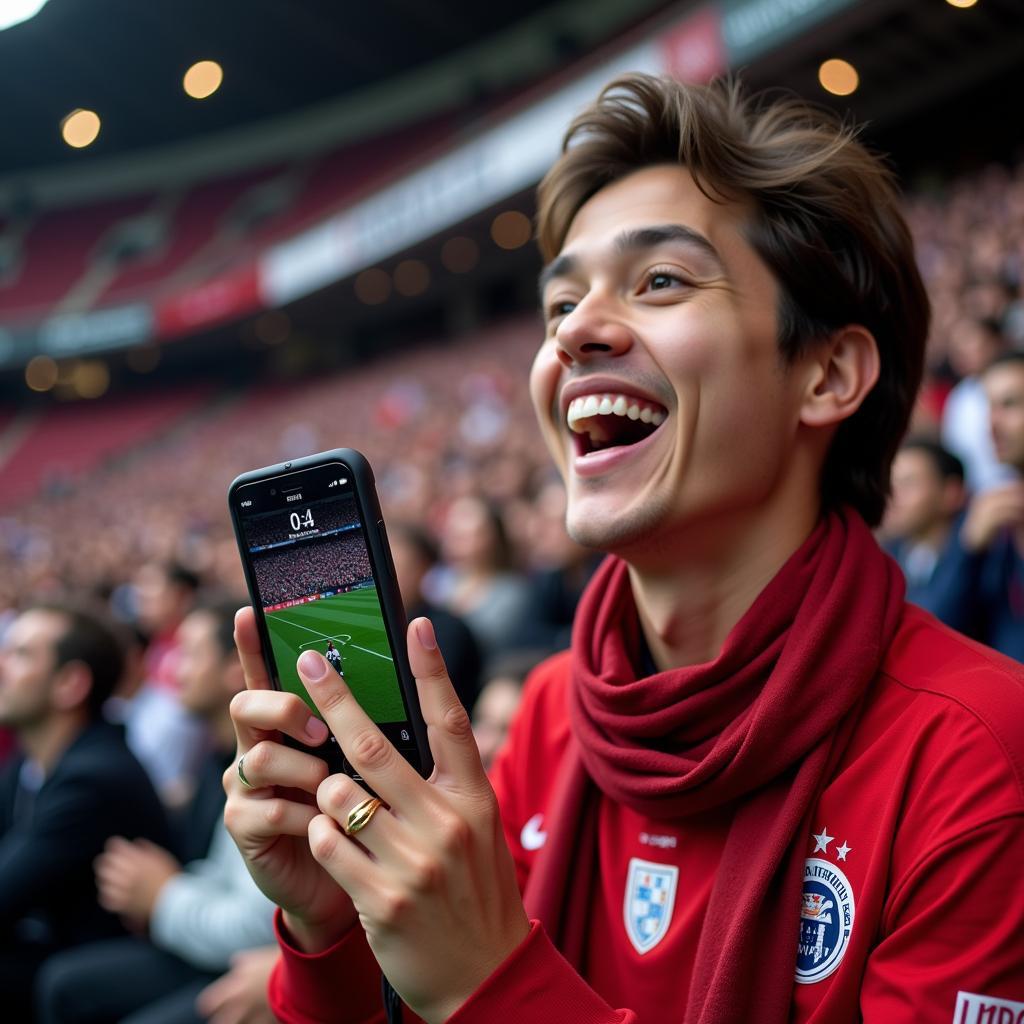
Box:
[270,488,277,495]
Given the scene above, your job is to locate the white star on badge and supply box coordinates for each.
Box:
[836,841,852,861]
[812,827,834,853]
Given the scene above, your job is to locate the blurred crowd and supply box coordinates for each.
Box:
[251,533,371,606]
[2,153,1024,1020]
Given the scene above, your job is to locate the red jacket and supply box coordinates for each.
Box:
[269,605,1024,1023]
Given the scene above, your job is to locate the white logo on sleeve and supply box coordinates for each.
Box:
[953,991,1024,1023]
[520,813,547,851]
[624,857,679,955]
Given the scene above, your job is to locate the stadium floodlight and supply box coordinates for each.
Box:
[0,0,50,31]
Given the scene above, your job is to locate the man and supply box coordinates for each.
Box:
[934,351,1024,660]
[222,75,1024,1024]
[0,601,170,1020]
[37,598,276,1024]
[388,521,482,711]
[325,640,345,678]
[881,438,967,612]
[940,316,1013,493]
[127,560,207,806]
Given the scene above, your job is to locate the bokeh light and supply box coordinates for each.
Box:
[394,259,430,297]
[25,354,58,392]
[61,109,101,148]
[490,211,532,250]
[441,236,479,274]
[818,59,859,97]
[354,268,391,304]
[184,60,224,100]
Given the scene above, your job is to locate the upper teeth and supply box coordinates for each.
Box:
[566,393,666,433]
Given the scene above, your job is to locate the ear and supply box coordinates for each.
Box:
[799,325,880,429]
[50,661,94,714]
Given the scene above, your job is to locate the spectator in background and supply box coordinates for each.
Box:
[941,351,1024,660]
[941,317,1014,492]
[389,521,481,713]
[194,947,280,1024]
[435,494,532,663]
[472,650,548,772]
[37,598,276,1024]
[0,602,170,1021]
[127,561,209,807]
[882,439,967,614]
[519,478,601,650]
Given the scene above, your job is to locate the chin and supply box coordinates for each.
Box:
[566,494,671,555]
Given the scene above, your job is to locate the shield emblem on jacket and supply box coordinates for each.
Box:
[624,857,679,954]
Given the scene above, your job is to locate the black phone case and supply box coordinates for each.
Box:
[227,448,434,780]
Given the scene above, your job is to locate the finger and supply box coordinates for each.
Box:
[229,688,329,755]
[234,607,272,691]
[227,739,330,796]
[97,885,129,913]
[194,980,224,1018]
[195,974,233,1018]
[407,618,489,793]
[307,813,388,909]
[295,649,421,802]
[223,792,321,846]
[315,772,405,859]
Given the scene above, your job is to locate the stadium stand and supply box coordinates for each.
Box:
[0,384,213,509]
[0,116,457,321]
[0,196,153,316]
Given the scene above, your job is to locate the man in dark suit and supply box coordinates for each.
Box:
[0,600,170,1019]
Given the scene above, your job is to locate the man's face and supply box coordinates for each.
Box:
[884,449,946,540]
[134,564,174,634]
[175,611,228,717]
[530,165,808,556]
[0,610,67,730]
[986,363,1024,471]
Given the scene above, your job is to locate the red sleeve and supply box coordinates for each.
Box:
[447,921,635,1024]
[267,908,396,1024]
[861,814,1024,1022]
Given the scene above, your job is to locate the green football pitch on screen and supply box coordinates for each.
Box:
[264,588,405,723]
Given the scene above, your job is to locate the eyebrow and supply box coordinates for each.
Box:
[538,223,727,299]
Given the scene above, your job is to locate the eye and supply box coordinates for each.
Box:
[641,267,690,294]
[546,299,577,322]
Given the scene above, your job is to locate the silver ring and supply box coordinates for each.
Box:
[237,755,255,789]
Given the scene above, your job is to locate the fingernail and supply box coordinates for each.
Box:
[298,650,328,681]
[305,716,329,744]
[415,618,437,651]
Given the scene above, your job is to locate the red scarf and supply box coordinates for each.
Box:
[523,508,905,1024]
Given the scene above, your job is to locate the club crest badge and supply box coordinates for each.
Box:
[624,857,678,955]
[796,857,855,984]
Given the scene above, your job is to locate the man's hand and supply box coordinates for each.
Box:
[195,946,279,1024]
[961,482,1024,552]
[94,837,180,927]
[223,608,358,953]
[297,617,530,1024]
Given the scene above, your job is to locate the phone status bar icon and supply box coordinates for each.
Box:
[327,478,348,489]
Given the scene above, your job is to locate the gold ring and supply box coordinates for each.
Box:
[343,797,383,836]
[237,755,255,789]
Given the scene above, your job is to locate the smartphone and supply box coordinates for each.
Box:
[228,448,432,780]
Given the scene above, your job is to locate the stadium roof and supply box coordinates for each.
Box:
[0,0,672,178]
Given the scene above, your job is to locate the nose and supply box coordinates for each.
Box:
[554,293,633,368]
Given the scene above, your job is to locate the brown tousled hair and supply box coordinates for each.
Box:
[536,74,929,526]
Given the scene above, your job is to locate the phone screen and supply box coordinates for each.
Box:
[233,461,419,762]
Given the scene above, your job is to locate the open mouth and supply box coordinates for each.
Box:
[566,392,668,456]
